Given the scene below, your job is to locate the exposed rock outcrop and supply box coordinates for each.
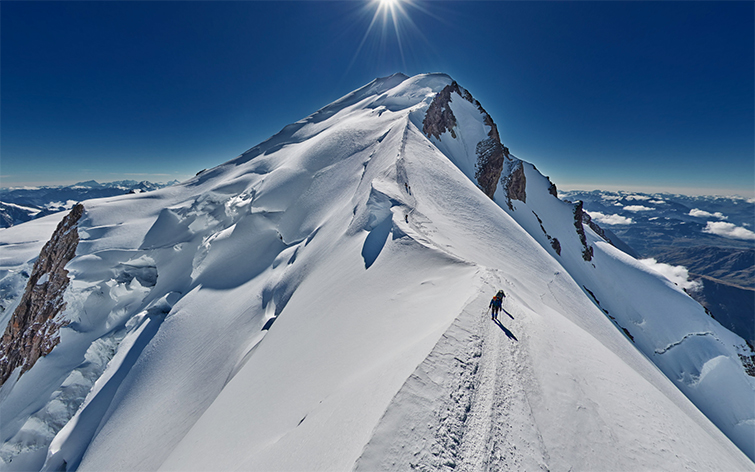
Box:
[547,181,558,198]
[0,203,84,386]
[582,212,613,246]
[550,237,562,256]
[740,350,755,377]
[532,210,561,256]
[423,81,507,199]
[422,82,462,140]
[470,99,506,199]
[572,201,593,262]
[578,209,639,258]
[501,159,527,210]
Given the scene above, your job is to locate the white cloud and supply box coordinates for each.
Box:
[625,195,651,201]
[623,205,655,212]
[688,208,727,220]
[586,211,634,225]
[640,258,703,292]
[648,200,665,204]
[703,221,755,241]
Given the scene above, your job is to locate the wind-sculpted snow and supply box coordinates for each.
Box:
[0,73,753,471]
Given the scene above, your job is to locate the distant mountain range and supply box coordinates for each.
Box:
[561,190,754,344]
[0,180,178,228]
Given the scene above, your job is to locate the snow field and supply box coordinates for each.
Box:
[0,72,752,471]
[479,143,755,462]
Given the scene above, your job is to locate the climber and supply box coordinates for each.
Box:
[489,290,505,320]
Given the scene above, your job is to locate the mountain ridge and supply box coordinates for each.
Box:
[0,73,752,471]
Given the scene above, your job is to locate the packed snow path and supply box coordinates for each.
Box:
[354,269,550,471]
[457,274,549,472]
[357,263,753,471]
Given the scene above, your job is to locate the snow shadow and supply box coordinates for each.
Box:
[42,313,166,471]
[493,318,518,341]
[261,317,276,330]
[361,217,392,269]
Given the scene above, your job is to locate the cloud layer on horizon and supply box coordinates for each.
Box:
[703,221,755,241]
[689,208,727,220]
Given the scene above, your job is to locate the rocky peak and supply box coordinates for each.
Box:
[422,81,507,199]
[422,81,463,141]
[0,203,84,386]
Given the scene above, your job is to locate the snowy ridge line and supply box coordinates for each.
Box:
[394,118,417,224]
[354,270,488,471]
[355,268,544,471]
[654,331,717,355]
[457,275,503,471]
[455,269,548,472]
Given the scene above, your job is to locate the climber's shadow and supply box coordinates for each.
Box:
[493,318,518,341]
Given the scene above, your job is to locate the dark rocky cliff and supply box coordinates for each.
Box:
[501,159,527,210]
[422,81,507,199]
[0,203,84,386]
[423,80,616,263]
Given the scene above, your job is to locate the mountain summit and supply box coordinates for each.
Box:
[0,73,753,471]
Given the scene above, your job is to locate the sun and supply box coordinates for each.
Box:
[374,0,404,18]
[345,0,432,76]
[378,0,400,9]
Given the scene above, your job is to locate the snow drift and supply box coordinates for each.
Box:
[0,73,753,471]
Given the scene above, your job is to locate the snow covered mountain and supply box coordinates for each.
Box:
[560,189,754,346]
[0,180,178,229]
[0,73,753,471]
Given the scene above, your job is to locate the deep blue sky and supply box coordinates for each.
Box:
[2,1,753,196]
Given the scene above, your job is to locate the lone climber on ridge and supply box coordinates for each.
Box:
[489,290,505,320]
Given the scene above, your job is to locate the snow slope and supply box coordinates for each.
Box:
[493,155,755,461]
[0,73,752,471]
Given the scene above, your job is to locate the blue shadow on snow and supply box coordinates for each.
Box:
[361,217,392,269]
[494,318,518,341]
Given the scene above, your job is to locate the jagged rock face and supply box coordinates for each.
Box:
[572,201,593,262]
[474,139,506,200]
[423,81,506,199]
[547,181,558,198]
[423,82,462,140]
[0,203,84,386]
[583,212,615,249]
[471,101,506,200]
[532,210,562,256]
[501,160,527,210]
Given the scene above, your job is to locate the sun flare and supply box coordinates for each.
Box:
[378,0,400,9]
[345,0,434,77]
